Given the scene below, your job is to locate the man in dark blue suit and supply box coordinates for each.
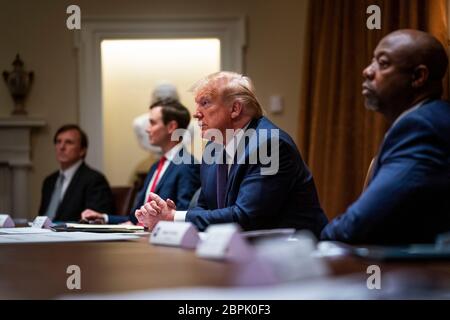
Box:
[135,72,327,237]
[81,98,200,224]
[321,29,450,244]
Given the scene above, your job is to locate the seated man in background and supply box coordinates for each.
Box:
[133,82,199,156]
[38,124,114,222]
[321,29,450,244]
[82,98,200,224]
[135,71,328,237]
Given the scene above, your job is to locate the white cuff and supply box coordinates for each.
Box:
[102,214,109,224]
[174,211,187,222]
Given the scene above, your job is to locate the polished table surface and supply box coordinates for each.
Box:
[0,235,449,299]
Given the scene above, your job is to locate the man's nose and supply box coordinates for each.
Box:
[193,110,202,119]
[363,64,374,79]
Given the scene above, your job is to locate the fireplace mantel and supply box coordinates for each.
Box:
[0,117,46,219]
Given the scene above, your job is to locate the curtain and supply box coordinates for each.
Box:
[299,0,448,220]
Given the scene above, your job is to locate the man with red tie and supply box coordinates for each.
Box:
[81,98,200,224]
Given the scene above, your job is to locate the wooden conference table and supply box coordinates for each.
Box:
[0,235,449,299]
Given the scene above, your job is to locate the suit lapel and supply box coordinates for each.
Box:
[155,161,174,194]
[224,118,260,205]
[153,146,186,194]
[137,163,158,205]
[55,163,85,219]
[42,172,59,215]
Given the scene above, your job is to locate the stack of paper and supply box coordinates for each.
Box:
[0,231,141,244]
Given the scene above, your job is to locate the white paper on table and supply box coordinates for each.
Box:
[0,227,54,235]
[0,231,141,244]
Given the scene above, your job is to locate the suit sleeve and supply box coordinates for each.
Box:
[174,163,201,210]
[186,140,301,231]
[321,116,447,243]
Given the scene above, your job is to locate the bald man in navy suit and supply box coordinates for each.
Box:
[321,30,450,244]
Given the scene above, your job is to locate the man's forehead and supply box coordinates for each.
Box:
[149,106,163,119]
[57,129,79,140]
[195,84,221,101]
[375,33,414,56]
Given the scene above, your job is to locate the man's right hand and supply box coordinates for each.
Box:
[135,192,176,230]
[81,209,106,224]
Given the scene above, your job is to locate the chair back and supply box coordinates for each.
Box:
[111,186,138,216]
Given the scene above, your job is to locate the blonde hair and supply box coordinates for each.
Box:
[191,71,264,118]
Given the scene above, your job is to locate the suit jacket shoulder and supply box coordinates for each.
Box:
[321,100,450,244]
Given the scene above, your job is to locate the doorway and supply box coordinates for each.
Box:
[77,16,246,174]
[100,38,220,185]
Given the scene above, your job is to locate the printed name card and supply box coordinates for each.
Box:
[32,216,53,229]
[0,214,15,228]
[196,223,254,262]
[150,221,200,249]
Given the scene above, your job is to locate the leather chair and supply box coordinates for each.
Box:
[111,185,138,216]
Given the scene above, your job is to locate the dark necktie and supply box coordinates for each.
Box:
[216,151,228,209]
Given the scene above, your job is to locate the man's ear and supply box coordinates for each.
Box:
[230,100,243,119]
[166,120,179,134]
[412,65,429,88]
[80,148,87,159]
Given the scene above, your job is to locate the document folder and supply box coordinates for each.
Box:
[52,223,145,233]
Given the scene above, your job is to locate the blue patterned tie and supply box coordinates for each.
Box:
[216,150,228,209]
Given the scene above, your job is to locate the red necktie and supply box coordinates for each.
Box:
[148,156,167,199]
[139,156,167,226]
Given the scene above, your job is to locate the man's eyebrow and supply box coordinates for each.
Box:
[375,48,391,57]
[196,96,209,103]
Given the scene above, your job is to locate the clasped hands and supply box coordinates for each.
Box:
[135,192,177,230]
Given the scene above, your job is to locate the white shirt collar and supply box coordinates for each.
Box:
[224,121,251,161]
[59,159,83,180]
[164,143,183,162]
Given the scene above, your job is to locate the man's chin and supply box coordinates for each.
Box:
[364,99,381,112]
[56,157,67,163]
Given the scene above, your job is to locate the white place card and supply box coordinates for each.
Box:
[150,221,200,249]
[196,223,254,262]
[32,216,53,229]
[0,214,15,228]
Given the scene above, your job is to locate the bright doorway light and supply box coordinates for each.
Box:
[101,39,220,185]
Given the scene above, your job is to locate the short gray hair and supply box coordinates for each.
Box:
[191,71,264,118]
